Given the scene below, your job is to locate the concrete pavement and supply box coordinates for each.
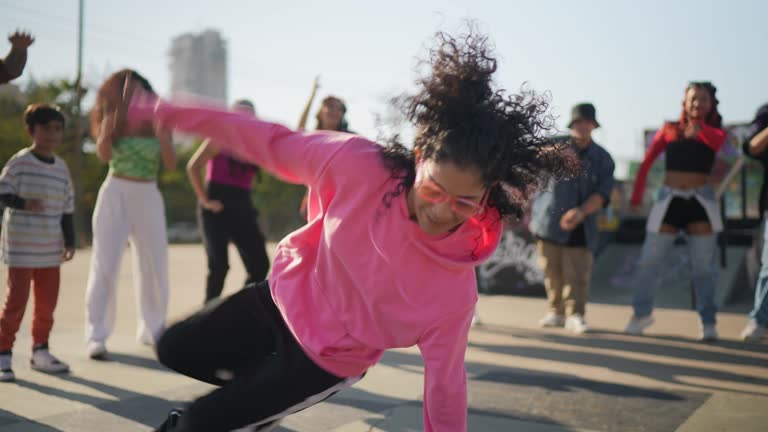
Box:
[0,244,766,431]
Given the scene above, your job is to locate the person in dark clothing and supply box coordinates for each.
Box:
[186,99,270,303]
[741,103,768,342]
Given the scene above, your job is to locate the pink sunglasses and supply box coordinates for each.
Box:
[414,163,488,218]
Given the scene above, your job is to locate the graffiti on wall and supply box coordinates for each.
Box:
[478,229,544,294]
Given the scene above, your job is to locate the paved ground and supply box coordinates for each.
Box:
[0,244,766,431]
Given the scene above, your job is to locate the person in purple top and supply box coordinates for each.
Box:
[187,99,270,303]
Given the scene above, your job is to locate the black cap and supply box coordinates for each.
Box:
[568,103,600,128]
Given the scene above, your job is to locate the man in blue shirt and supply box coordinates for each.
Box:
[530,103,615,334]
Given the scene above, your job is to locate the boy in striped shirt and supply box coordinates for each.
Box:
[0,103,75,382]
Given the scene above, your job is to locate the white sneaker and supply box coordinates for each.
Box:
[539,312,565,328]
[471,310,483,327]
[0,352,14,382]
[139,332,155,347]
[625,315,655,335]
[700,324,718,342]
[740,321,767,342]
[31,346,70,374]
[565,314,589,334]
[87,341,107,360]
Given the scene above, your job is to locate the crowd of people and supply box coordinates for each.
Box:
[531,83,768,344]
[0,26,766,431]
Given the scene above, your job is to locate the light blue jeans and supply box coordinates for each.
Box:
[749,222,768,325]
[631,232,719,324]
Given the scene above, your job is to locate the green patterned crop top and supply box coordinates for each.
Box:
[108,136,160,180]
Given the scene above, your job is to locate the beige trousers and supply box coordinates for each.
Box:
[536,240,593,316]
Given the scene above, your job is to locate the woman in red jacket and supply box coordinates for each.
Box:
[625,82,727,341]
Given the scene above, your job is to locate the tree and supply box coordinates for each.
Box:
[251,173,305,240]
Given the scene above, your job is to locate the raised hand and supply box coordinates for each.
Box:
[203,199,224,213]
[62,247,75,261]
[8,31,34,50]
[559,207,585,231]
[118,73,158,132]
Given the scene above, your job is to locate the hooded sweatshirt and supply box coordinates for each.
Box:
[142,101,502,432]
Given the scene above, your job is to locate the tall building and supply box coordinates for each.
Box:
[169,30,227,103]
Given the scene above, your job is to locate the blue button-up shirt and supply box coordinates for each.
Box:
[530,140,615,252]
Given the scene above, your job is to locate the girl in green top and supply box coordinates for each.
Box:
[84,70,177,360]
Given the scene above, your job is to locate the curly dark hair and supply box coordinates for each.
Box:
[379,29,576,219]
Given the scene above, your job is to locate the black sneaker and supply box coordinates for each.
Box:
[155,408,183,432]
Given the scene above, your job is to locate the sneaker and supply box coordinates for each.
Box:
[625,315,655,335]
[471,310,483,327]
[87,341,107,360]
[700,324,719,342]
[539,312,566,328]
[30,344,70,374]
[156,408,184,432]
[565,314,589,334]
[740,321,767,342]
[139,332,155,347]
[0,351,14,382]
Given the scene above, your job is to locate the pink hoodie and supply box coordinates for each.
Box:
[149,102,502,431]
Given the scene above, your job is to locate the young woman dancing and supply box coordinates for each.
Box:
[128,30,573,432]
[626,82,727,341]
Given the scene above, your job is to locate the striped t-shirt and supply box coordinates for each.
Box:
[0,148,75,268]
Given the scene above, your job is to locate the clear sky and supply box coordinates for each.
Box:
[3,0,767,176]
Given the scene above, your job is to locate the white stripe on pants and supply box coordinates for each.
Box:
[85,176,169,345]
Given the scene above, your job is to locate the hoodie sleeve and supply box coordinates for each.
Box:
[152,101,350,186]
[417,305,474,432]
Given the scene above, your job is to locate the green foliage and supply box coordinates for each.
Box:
[0,93,30,164]
[251,173,306,240]
[158,146,197,225]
